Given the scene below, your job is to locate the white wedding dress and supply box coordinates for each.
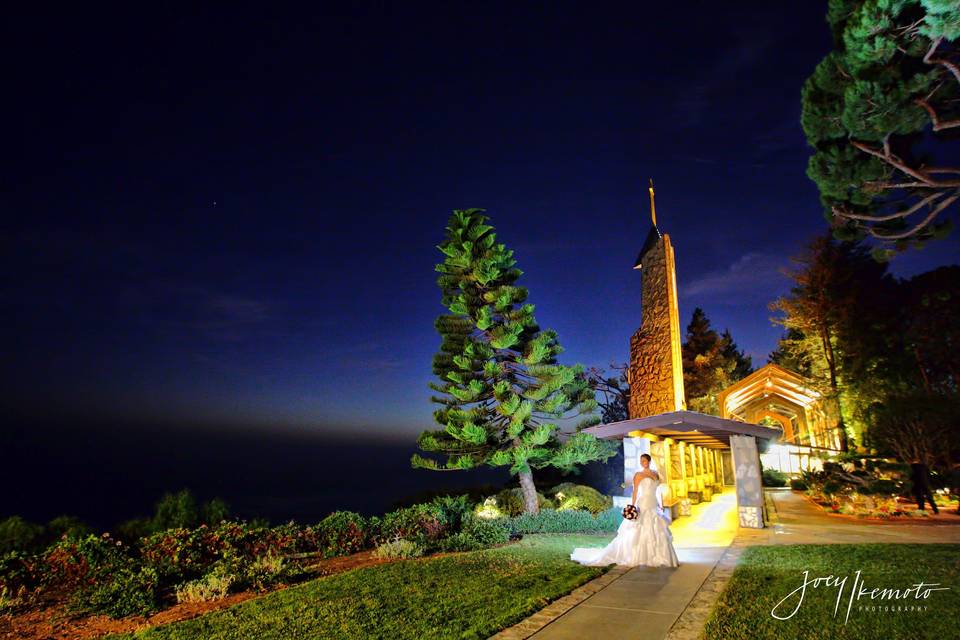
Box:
[570,476,679,567]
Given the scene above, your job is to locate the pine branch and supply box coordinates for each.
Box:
[833,191,946,223]
[851,140,960,187]
[923,37,960,85]
[863,191,960,240]
[915,98,960,131]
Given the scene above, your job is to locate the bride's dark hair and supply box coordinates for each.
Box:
[640,453,651,462]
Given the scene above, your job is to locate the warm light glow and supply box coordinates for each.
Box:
[671,491,738,548]
[717,363,841,452]
[649,178,657,227]
[664,235,687,412]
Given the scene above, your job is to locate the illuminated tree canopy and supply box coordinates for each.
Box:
[802,0,960,256]
[412,209,616,514]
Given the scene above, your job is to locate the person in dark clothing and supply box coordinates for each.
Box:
[909,461,939,514]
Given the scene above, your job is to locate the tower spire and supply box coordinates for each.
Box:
[648,178,657,227]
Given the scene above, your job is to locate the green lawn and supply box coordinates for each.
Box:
[704,544,960,640]
[108,533,614,640]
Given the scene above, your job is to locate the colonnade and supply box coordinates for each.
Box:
[622,433,726,505]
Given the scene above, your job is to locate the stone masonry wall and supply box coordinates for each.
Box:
[628,234,684,419]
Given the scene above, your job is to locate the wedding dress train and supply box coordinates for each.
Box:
[570,476,679,567]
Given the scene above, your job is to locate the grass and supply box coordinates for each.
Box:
[704,544,960,640]
[108,533,614,640]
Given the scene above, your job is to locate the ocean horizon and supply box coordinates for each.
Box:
[4,418,516,530]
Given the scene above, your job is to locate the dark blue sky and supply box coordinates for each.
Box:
[5,1,958,443]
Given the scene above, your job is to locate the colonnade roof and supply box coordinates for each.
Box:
[582,410,782,449]
[716,363,822,420]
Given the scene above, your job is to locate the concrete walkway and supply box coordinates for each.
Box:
[529,492,739,640]
[742,488,960,545]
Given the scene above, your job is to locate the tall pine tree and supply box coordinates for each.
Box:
[801,0,960,253]
[412,209,616,514]
[681,308,753,415]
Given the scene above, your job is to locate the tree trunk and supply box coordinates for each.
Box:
[914,345,932,394]
[518,469,540,515]
[819,323,849,452]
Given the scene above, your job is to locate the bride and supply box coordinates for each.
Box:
[570,453,679,567]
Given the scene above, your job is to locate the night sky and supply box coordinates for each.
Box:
[5,1,959,455]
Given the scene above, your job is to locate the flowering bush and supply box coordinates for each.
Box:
[797,458,951,519]
[39,534,164,617]
[43,534,129,590]
[313,511,369,558]
[379,504,450,550]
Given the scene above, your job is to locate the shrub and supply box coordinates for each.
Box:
[490,490,524,517]
[506,506,621,535]
[75,564,160,618]
[461,513,509,547]
[475,489,554,518]
[43,535,160,618]
[0,551,41,611]
[153,490,201,531]
[0,584,25,612]
[116,518,154,543]
[373,537,423,559]
[240,553,299,591]
[548,483,613,514]
[175,569,234,604]
[429,495,472,532]
[314,511,368,558]
[864,478,899,495]
[140,521,290,585]
[790,478,808,491]
[116,490,233,541]
[43,534,129,591]
[201,498,231,526]
[436,533,480,552]
[139,527,213,585]
[46,516,91,542]
[139,520,308,596]
[594,506,625,530]
[379,504,449,549]
[822,480,843,497]
[0,551,40,589]
[474,497,505,519]
[0,517,44,553]
[762,469,788,487]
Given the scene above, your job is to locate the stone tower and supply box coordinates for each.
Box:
[627,181,686,418]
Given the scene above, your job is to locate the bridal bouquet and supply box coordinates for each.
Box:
[622,504,638,520]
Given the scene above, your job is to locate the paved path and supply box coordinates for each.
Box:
[528,492,739,640]
[742,488,960,545]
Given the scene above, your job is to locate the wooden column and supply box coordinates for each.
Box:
[678,441,687,496]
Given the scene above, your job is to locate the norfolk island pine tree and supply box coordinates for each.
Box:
[411,209,618,514]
